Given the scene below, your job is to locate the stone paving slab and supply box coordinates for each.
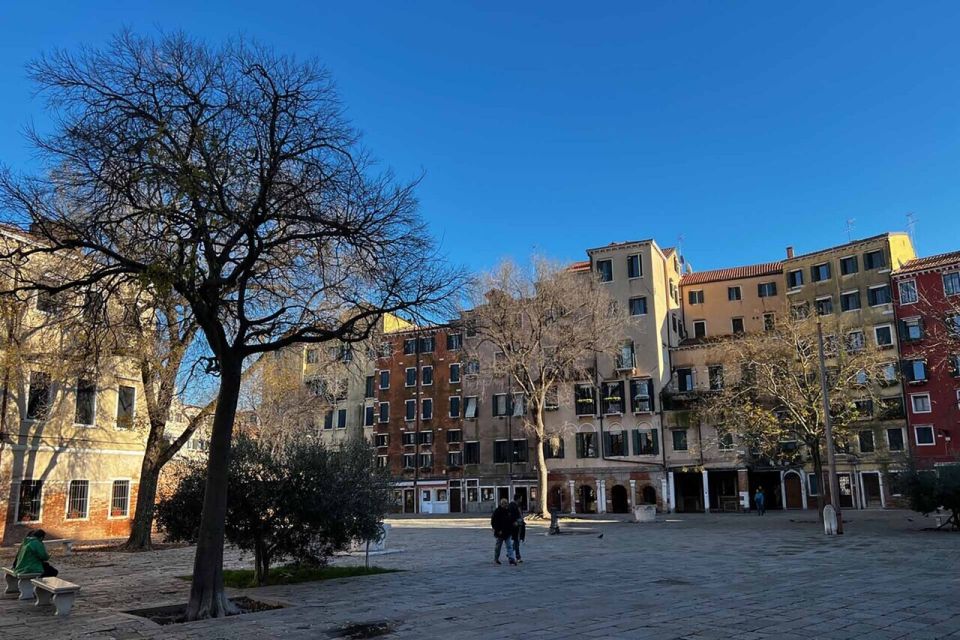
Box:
[1,510,958,639]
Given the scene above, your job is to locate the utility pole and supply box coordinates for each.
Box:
[816,318,844,534]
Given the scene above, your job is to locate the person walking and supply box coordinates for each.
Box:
[508,493,525,563]
[14,529,58,577]
[754,487,766,516]
[491,499,517,565]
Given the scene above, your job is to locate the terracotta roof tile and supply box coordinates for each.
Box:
[681,261,783,286]
[894,250,960,275]
[568,260,591,272]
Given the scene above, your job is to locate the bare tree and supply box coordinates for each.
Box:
[696,312,896,514]
[465,258,625,518]
[0,32,458,619]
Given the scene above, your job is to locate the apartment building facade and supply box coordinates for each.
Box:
[543,240,683,514]
[893,251,960,466]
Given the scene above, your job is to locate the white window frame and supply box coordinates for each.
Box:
[943,271,960,297]
[627,253,642,279]
[898,279,918,305]
[14,478,44,525]
[492,393,509,417]
[874,324,894,347]
[108,478,132,519]
[404,399,417,422]
[449,363,461,384]
[421,365,434,387]
[378,402,390,424]
[65,479,90,521]
[421,398,433,421]
[886,427,906,452]
[910,393,932,414]
[629,296,647,316]
[914,425,935,447]
[728,286,742,301]
[464,395,478,419]
[449,395,461,418]
[404,367,417,388]
[116,383,137,430]
[846,330,865,352]
[379,370,390,390]
[692,320,706,338]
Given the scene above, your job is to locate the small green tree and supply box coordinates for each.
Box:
[898,462,960,530]
[157,434,393,585]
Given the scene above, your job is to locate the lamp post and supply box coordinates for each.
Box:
[816,318,844,534]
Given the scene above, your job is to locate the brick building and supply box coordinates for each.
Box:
[893,251,960,466]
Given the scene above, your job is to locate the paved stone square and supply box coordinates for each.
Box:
[1,510,958,639]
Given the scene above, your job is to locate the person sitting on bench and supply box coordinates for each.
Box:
[14,530,58,578]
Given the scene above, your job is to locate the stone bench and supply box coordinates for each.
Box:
[3,567,42,600]
[44,538,74,555]
[31,577,80,616]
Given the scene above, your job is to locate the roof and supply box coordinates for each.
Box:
[567,260,591,272]
[894,250,960,276]
[680,261,783,286]
[785,232,908,262]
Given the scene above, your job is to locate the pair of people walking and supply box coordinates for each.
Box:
[491,495,525,565]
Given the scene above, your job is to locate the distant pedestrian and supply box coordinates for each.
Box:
[754,487,766,516]
[14,529,58,577]
[508,493,526,563]
[491,499,517,565]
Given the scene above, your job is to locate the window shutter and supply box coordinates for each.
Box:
[603,432,612,456]
[576,434,584,458]
[900,360,912,382]
[651,430,660,455]
[632,429,640,455]
[648,380,656,411]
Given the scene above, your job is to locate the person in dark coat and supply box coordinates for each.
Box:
[491,499,517,565]
[755,487,766,516]
[508,494,525,563]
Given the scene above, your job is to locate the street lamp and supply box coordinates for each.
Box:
[816,317,844,535]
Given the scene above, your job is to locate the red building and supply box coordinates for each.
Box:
[892,251,960,466]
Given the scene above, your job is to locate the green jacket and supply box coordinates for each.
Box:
[13,537,48,575]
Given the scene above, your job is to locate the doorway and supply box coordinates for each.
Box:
[549,486,564,512]
[514,487,528,511]
[610,484,629,513]
[837,473,855,509]
[578,485,597,514]
[861,472,883,508]
[784,472,803,509]
[673,472,704,512]
[403,489,416,514]
[450,488,462,513]
[641,485,657,505]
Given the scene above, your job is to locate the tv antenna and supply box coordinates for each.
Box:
[845,218,856,242]
[906,212,917,245]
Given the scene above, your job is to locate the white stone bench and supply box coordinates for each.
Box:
[3,567,42,600]
[31,577,80,616]
[44,538,74,555]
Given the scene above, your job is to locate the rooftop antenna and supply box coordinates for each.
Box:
[676,233,685,262]
[906,212,917,246]
[845,218,856,242]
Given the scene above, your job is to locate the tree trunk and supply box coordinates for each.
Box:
[121,448,162,550]
[534,411,550,519]
[254,538,269,586]
[185,355,243,620]
[810,442,825,523]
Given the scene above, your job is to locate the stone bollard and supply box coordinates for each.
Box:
[549,509,561,535]
[633,505,656,523]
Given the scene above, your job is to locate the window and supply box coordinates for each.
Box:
[464,441,480,464]
[26,372,51,421]
[854,399,873,416]
[950,355,960,378]
[693,320,706,339]
[627,254,642,279]
[945,272,960,296]
[863,250,886,270]
[807,474,820,496]
[512,439,529,463]
[378,341,393,358]
[464,359,480,375]
[379,370,390,390]
[544,435,565,459]
[676,368,694,392]
[419,336,435,353]
[492,393,509,417]
[791,302,810,319]
[480,487,494,502]
[419,455,433,471]
[629,297,648,316]
[575,384,596,416]
[511,393,526,417]
[633,429,659,455]
[601,381,625,415]
[763,313,775,331]
[597,259,613,282]
[874,325,893,347]
[403,338,416,355]
[688,290,704,305]
[403,454,416,469]
[446,333,463,351]
[630,378,654,413]
[899,280,918,304]
[901,318,923,341]
[375,433,389,447]
[421,366,433,386]
[811,263,831,282]
[405,368,417,387]
[915,425,935,446]
[446,429,462,443]
[757,282,777,297]
[887,428,905,452]
[854,430,875,454]
[450,363,461,384]
[17,480,42,522]
[113,385,135,429]
[605,431,628,456]
[323,410,334,430]
[419,430,434,445]
[728,286,741,301]
[846,331,865,352]
[868,285,891,306]
[731,318,744,334]
[718,431,735,451]
[575,432,599,458]
[449,396,461,418]
[74,379,96,426]
[839,256,859,275]
[878,397,905,419]
[66,480,89,519]
[904,359,928,382]
[402,431,417,445]
[708,365,724,390]
[787,269,804,289]
[337,408,347,428]
[617,341,635,369]
[948,315,960,337]
[911,393,932,413]
[815,296,833,316]
[306,349,318,364]
[365,375,375,398]
[545,387,559,410]
[378,402,389,423]
[377,455,388,469]
[840,291,861,312]
[670,280,678,303]
[448,451,463,468]
[672,430,688,451]
[494,440,511,463]
[405,399,416,421]
[111,480,130,517]
[422,398,433,420]
[464,396,478,419]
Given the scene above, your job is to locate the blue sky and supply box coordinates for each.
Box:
[1,1,958,273]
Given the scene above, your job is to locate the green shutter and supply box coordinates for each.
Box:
[648,380,656,412]
[632,429,640,456]
[576,434,584,458]
[651,429,659,455]
[603,432,612,456]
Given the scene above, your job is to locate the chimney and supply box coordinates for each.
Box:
[786,246,795,259]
